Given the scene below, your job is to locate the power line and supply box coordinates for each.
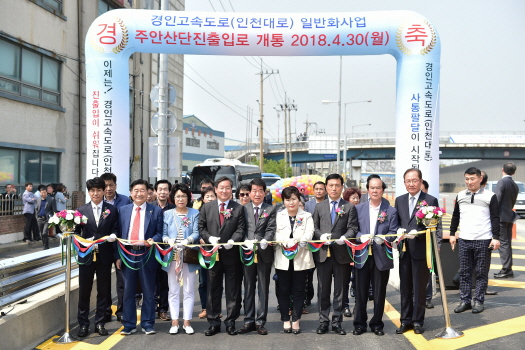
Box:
[207,0,216,11]
[218,0,227,11]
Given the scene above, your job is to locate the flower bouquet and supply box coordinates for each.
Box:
[49,209,88,233]
[415,203,445,227]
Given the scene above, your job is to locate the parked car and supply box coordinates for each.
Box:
[485,181,525,218]
[261,173,281,188]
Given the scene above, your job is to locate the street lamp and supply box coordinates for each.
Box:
[351,123,372,137]
[322,99,341,173]
[343,100,372,176]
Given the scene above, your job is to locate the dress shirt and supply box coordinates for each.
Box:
[127,202,147,244]
[329,198,341,213]
[408,191,421,213]
[369,201,381,236]
[218,200,230,211]
[92,202,102,225]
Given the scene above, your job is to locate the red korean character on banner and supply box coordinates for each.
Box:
[97,23,117,45]
[405,24,428,46]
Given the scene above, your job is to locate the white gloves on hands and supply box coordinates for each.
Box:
[260,239,268,250]
[360,234,371,242]
[373,236,384,245]
[107,233,117,242]
[243,239,255,249]
[299,237,307,248]
[285,239,296,248]
[397,228,406,236]
[168,238,175,246]
[162,236,169,243]
[224,239,234,250]
[320,233,332,245]
[335,237,346,245]
[208,236,220,246]
[405,229,418,239]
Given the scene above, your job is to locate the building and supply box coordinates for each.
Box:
[0,0,185,242]
[182,115,224,172]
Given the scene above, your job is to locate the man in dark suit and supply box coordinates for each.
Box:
[35,186,56,250]
[395,168,439,335]
[199,176,246,336]
[494,162,519,279]
[352,177,398,336]
[117,179,163,335]
[74,177,119,338]
[238,178,276,335]
[100,172,132,322]
[313,174,358,335]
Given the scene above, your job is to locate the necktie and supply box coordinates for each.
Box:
[95,206,100,226]
[219,203,225,226]
[130,207,141,243]
[331,201,337,224]
[409,197,415,214]
[254,207,259,224]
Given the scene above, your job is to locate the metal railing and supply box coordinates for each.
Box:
[0,245,78,307]
[0,194,77,217]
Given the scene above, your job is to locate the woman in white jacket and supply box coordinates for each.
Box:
[274,186,314,335]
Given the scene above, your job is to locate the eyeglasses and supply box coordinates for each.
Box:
[174,195,188,200]
[404,180,421,185]
[239,193,249,197]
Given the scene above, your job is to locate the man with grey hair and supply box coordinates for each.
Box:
[494,162,519,279]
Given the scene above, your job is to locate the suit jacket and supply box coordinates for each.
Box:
[74,202,119,265]
[313,198,358,264]
[274,208,315,271]
[243,202,277,263]
[394,192,439,260]
[198,199,246,264]
[353,201,398,271]
[35,196,56,219]
[162,207,200,272]
[495,176,519,223]
[304,199,320,214]
[117,202,164,261]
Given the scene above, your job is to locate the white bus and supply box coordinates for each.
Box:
[189,158,261,198]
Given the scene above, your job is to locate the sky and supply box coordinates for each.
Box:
[182,0,525,143]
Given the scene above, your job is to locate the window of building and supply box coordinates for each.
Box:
[29,0,65,19]
[186,138,200,147]
[98,0,118,15]
[0,148,60,186]
[207,141,219,150]
[0,38,61,106]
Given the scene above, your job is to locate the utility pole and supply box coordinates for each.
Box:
[280,96,297,178]
[156,0,169,180]
[257,60,279,171]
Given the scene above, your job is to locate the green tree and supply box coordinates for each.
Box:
[249,158,291,178]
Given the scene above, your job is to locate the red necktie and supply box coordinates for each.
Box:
[130,207,141,243]
[219,203,225,226]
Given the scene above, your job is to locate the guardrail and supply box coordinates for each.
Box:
[0,245,78,307]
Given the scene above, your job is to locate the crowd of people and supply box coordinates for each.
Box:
[7,161,518,338]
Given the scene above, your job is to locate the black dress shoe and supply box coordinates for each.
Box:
[485,290,498,295]
[373,329,385,336]
[454,302,472,313]
[292,328,301,334]
[77,325,89,337]
[352,327,366,335]
[494,271,514,279]
[316,324,329,334]
[95,324,109,336]
[343,307,352,317]
[283,327,292,333]
[332,326,346,335]
[472,301,484,314]
[238,323,256,334]
[425,300,434,309]
[226,326,237,335]
[396,323,413,334]
[413,323,424,334]
[205,326,221,336]
[257,326,268,335]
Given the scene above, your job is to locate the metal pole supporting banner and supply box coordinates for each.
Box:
[53,234,76,344]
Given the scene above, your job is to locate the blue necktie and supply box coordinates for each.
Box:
[331,201,337,224]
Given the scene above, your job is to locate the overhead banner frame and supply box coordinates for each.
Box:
[85,9,441,198]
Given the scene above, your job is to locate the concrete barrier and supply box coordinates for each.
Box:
[0,271,116,350]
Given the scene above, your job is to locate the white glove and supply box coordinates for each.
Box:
[285,239,296,248]
[168,238,175,246]
[180,239,189,246]
[107,233,117,242]
[396,228,406,236]
[162,236,169,243]
[260,239,268,250]
[208,236,219,245]
[299,237,307,248]
[373,236,384,245]
[224,239,234,250]
[320,233,332,245]
[335,237,346,245]
[405,229,418,239]
[243,239,255,249]
[359,234,371,242]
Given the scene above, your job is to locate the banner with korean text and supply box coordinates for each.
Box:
[85,10,441,198]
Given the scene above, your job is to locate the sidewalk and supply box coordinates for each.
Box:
[0,234,62,261]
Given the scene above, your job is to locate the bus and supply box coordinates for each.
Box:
[189,158,261,198]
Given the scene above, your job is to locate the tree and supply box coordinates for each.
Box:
[249,158,291,178]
